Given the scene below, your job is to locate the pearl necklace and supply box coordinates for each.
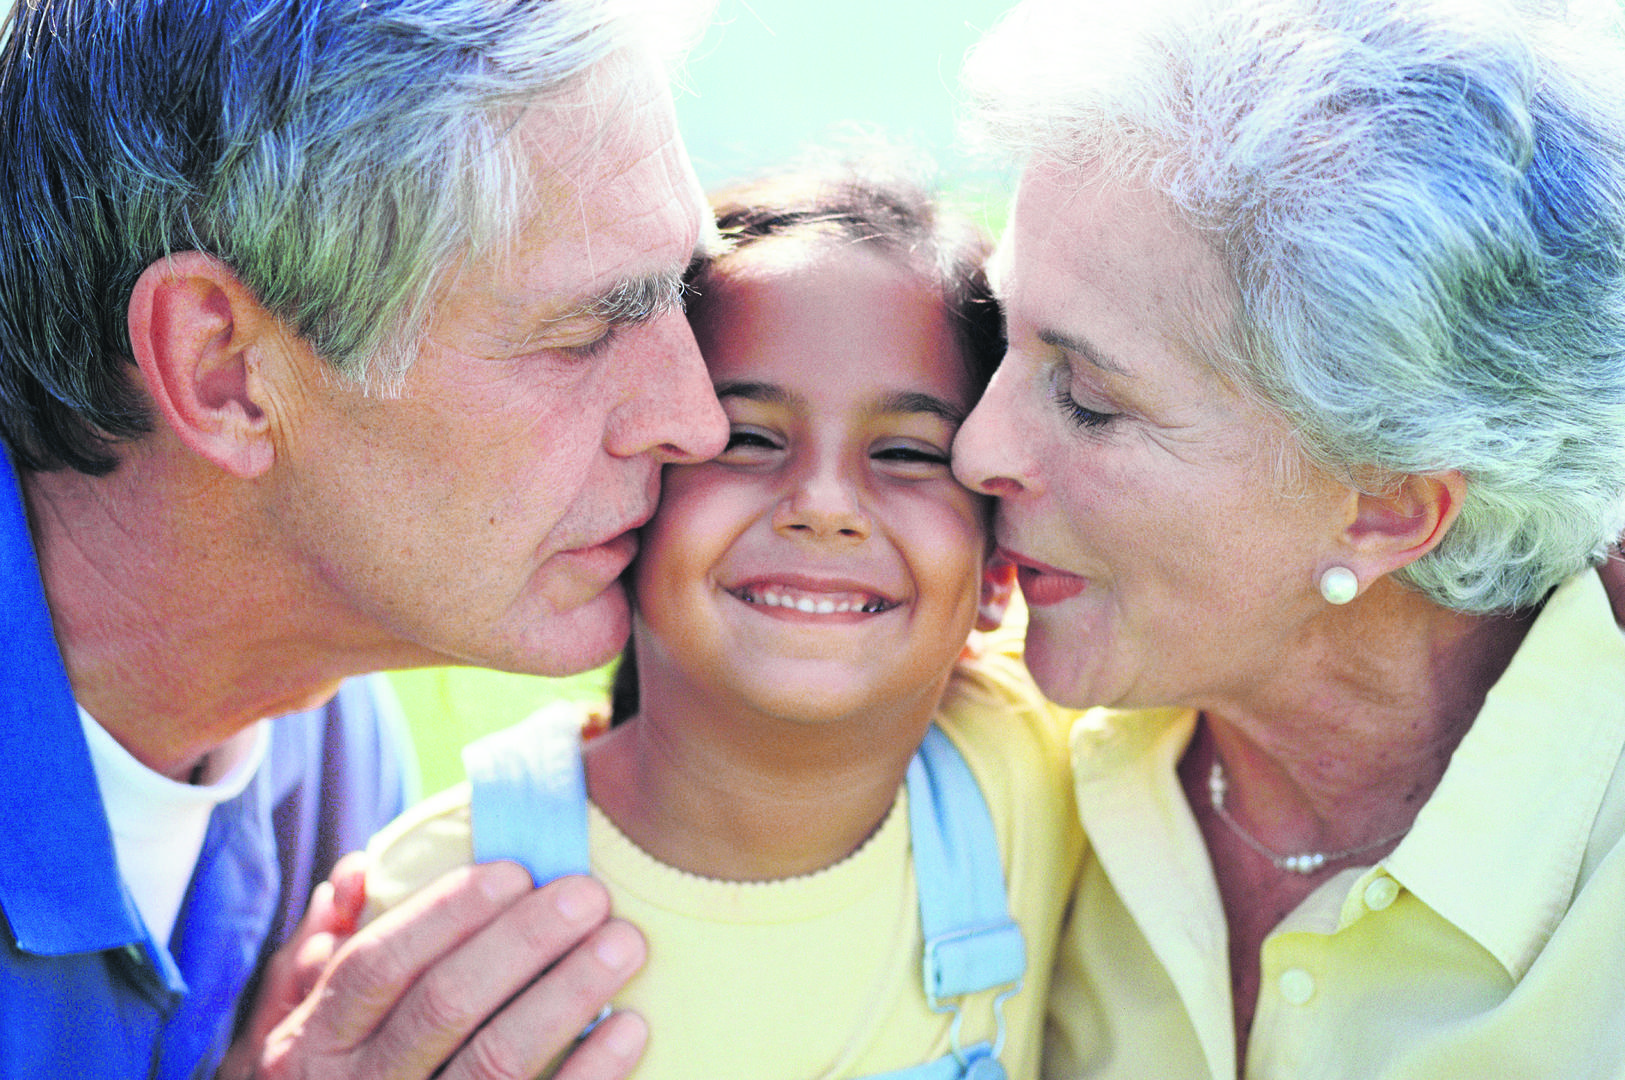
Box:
[1206,760,1411,875]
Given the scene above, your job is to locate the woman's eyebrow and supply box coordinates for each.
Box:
[1039,327,1130,377]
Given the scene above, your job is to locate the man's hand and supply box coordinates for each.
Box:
[222,861,647,1080]
[218,853,371,1079]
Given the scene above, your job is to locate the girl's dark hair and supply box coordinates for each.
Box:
[608,164,1004,725]
[692,168,1004,397]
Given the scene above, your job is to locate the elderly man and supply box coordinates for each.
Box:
[0,1,725,1077]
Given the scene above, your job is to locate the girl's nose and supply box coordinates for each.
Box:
[772,469,871,544]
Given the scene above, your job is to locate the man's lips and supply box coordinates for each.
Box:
[562,501,658,566]
[556,528,640,578]
[999,547,1088,606]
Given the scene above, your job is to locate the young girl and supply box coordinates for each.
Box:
[363,167,1082,1080]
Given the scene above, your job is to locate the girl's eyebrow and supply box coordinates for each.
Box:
[880,390,966,426]
[714,381,966,426]
[713,379,793,405]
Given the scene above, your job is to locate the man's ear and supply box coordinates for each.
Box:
[977,552,1017,632]
[127,252,276,479]
[1340,470,1467,584]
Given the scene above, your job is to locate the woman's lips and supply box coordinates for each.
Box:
[1000,547,1088,606]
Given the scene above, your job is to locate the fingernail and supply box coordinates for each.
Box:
[593,923,639,972]
[478,861,531,902]
[552,877,595,923]
[603,1012,648,1058]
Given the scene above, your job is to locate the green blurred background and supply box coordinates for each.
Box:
[390,0,1018,795]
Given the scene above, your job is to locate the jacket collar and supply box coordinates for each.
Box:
[0,448,144,956]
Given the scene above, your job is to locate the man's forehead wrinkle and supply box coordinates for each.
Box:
[430,49,699,358]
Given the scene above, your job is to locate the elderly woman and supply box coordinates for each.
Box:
[952,0,1625,1076]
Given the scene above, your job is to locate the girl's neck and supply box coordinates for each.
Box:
[582,677,944,882]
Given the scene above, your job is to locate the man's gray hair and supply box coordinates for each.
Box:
[0,0,711,474]
[966,0,1625,613]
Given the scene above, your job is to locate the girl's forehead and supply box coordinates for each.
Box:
[693,244,974,412]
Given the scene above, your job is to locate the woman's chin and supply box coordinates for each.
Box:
[1023,617,1111,709]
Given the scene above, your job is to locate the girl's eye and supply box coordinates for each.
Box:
[872,443,952,468]
[717,426,782,459]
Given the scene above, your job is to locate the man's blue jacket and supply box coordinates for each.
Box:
[0,450,414,1079]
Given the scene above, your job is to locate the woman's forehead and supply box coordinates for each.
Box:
[1003,163,1234,364]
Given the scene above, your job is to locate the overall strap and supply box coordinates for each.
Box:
[462,709,589,886]
[886,724,1026,1080]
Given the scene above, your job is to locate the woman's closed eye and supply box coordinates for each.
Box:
[1045,357,1119,430]
[1050,383,1116,430]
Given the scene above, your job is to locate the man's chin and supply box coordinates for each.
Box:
[505,578,634,677]
[393,577,633,678]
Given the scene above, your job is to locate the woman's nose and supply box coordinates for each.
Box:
[953,360,1039,498]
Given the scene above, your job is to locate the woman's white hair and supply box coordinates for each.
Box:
[966,0,1625,612]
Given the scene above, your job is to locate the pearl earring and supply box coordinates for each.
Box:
[1319,566,1358,605]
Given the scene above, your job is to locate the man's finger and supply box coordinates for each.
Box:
[434,918,647,1080]
[328,850,370,934]
[216,874,351,1080]
[549,1009,649,1080]
[306,861,547,1052]
[351,872,619,1074]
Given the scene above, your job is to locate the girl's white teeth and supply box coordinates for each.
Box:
[745,586,886,613]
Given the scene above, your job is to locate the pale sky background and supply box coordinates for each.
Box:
[0,0,1017,194]
[675,0,1017,195]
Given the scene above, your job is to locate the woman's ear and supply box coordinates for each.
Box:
[127,252,277,479]
[1341,470,1467,582]
[977,551,1018,631]
[1598,544,1625,629]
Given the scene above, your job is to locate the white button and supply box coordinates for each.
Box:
[1279,967,1316,1005]
[1364,876,1400,911]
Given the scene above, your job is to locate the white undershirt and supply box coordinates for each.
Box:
[77,706,269,946]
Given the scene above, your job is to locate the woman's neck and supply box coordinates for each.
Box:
[1183,576,1541,1067]
[582,673,943,882]
[1196,576,1537,851]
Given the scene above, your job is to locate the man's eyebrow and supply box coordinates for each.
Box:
[554,235,718,329]
[1039,327,1130,377]
[879,390,967,426]
[571,266,691,328]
